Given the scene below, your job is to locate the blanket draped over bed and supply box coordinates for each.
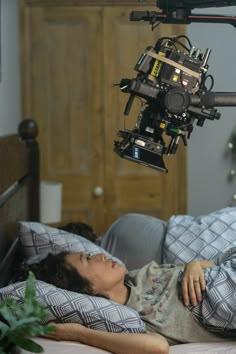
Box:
[164,207,236,334]
[164,207,236,264]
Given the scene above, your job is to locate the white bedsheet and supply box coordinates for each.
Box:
[20,337,236,354]
[169,342,236,353]
[21,337,112,353]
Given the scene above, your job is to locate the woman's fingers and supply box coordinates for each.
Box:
[181,261,207,307]
[182,278,200,306]
[181,277,190,306]
[199,273,206,291]
[192,280,202,304]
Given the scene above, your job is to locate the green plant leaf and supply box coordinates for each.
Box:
[0,322,10,340]
[0,297,19,309]
[0,303,18,326]
[22,272,49,321]
[11,335,44,353]
[0,322,11,340]
[14,316,40,327]
[0,271,53,353]
[0,346,8,354]
[6,323,55,345]
[22,324,55,337]
[24,273,39,302]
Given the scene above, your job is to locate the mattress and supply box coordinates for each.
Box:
[20,337,236,354]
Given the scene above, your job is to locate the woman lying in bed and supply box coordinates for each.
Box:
[21,244,236,354]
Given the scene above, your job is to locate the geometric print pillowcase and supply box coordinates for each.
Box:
[14,222,144,333]
[0,280,145,333]
[18,222,122,263]
[163,207,236,264]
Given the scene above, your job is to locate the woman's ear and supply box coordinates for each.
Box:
[85,283,97,296]
[91,288,97,295]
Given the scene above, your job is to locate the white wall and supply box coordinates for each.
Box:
[187,6,236,215]
[0,0,21,136]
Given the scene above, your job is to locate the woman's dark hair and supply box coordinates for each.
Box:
[18,252,94,295]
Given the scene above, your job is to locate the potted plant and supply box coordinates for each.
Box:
[0,272,54,353]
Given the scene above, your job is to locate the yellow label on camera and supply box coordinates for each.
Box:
[151,51,165,77]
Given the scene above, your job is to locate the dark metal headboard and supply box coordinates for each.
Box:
[0,119,40,287]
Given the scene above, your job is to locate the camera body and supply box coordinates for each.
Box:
[114,36,220,172]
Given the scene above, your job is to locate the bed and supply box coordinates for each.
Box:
[0,120,235,354]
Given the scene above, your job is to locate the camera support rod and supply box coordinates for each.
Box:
[130,11,236,27]
[191,92,236,107]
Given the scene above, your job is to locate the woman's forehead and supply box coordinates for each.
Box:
[65,252,82,264]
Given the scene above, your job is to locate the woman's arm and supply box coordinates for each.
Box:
[44,322,169,354]
[181,260,215,306]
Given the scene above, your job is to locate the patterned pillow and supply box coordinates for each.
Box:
[18,221,122,263]
[0,280,145,333]
[163,207,236,264]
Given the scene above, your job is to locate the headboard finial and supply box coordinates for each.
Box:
[18,119,38,140]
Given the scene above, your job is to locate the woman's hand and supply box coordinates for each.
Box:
[181,260,205,307]
[181,260,214,307]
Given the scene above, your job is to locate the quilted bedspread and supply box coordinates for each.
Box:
[163,207,236,264]
[163,207,236,333]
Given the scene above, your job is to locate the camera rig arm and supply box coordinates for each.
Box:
[130,0,236,27]
[130,11,236,27]
[113,33,236,173]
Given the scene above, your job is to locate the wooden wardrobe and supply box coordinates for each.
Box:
[20,0,186,234]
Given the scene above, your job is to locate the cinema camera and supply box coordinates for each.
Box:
[113,0,236,173]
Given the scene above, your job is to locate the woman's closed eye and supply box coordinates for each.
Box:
[87,254,92,262]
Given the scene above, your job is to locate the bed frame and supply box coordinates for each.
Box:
[0,119,39,287]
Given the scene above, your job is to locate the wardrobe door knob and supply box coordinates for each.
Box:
[93,186,103,197]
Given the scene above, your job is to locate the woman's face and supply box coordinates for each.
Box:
[65,252,127,296]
